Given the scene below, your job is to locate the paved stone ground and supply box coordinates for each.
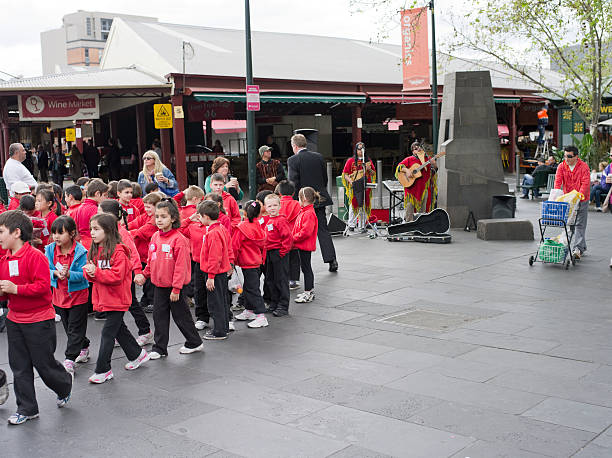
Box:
[1,197,612,457]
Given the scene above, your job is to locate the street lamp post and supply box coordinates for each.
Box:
[430,0,439,155]
[245,0,257,200]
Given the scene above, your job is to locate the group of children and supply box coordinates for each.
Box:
[0,171,320,425]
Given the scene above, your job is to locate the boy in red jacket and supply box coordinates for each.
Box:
[117,180,140,223]
[277,181,301,290]
[0,210,72,425]
[198,200,234,340]
[263,194,292,316]
[64,185,82,220]
[73,178,109,251]
[210,173,241,229]
[136,200,203,358]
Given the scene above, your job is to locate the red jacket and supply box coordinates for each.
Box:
[179,218,206,263]
[554,159,590,201]
[280,195,301,231]
[65,203,81,220]
[50,242,89,309]
[84,244,132,312]
[265,214,292,257]
[41,211,58,246]
[120,202,140,223]
[222,191,241,229]
[232,220,266,268]
[8,196,20,210]
[219,212,232,235]
[132,197,145,215]
[292,204,318,251]
[129,213,157,262]
[200,221,233,279]
[119,224,142,274]
[74,198,99,250]
[0,242,55,323]
[143,229,191,294]
[180,204,197,222]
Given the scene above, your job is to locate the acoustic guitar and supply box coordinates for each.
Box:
[397,151,446,188]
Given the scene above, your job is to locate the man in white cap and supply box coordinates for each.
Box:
[3,143,37,195]
[8,181,32,210]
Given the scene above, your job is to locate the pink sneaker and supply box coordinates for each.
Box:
[63,359,75,374]
[89,370,113,384]
[124,349,150,370]
[75,348,89,363]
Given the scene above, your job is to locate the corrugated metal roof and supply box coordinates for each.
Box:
[0,66,171,92]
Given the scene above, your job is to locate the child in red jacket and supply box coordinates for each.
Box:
[35,188,60,248]
[117,179,140,223]
[84,214,149,384]
[136,200,203,358]
[277,181,302,290]
[210,173,241,229]
[64,185,82,220]
[263,193,292,316]
[0,210,73,425]
[292,187,320,303]
[74,178,109,251]
[198,200,234,339]
[233,200,268,328]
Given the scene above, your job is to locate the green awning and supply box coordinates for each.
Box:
[495,98,521,104]
[193,93,366,104]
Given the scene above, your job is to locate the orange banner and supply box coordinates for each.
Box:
[401,8,430,91]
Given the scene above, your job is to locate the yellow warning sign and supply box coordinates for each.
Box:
[154,103,173,129]
[65,128,76,142]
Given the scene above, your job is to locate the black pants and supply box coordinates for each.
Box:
[266,249,289,312]
[242,268,265,314]
[95,311,141,373]
[206,272,229,337]
[54,303,90,361]
[315,206,336,263]
[152,287,202,355]
[289,249,300,282]
[86,162,98,178]
[6,319,72,416]
[299,250,314,291]
[194,265,210,323]
[183,260,196,298]
[262,262,271,303]
[52,170,64,189]
[39,167,48,182]
[139,262,154,307]
[130,280,151,335]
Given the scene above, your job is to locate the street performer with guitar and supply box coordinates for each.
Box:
[342,142,376,231]
[396,142,442,221]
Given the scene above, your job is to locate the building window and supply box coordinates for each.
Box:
[101,18,112,40]
[86,18,92,36]
[85,48,90,66]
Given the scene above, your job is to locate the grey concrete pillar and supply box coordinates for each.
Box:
[198,166,205,190]
[374,159,383,208]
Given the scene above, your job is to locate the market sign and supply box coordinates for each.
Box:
[400,8,430,91]
[18,94,99,121]
[186,100,235,122]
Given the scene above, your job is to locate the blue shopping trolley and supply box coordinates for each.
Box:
[528,201,575,269]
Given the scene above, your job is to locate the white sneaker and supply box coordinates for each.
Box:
[235,309,256,321]
[54,314,61,323]
[179,343,204,354]
[195,320,208,330]
[247,314,269,328]
[88,370,113,384]
[148,351,166,360]
[75,347,89,364]
[124,349,149,370]
[295,291,315,303]
[573,248,582,260]
[63,359,75,374]
[228,321,236,331]
[136,331,154,346]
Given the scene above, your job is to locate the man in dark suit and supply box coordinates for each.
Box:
[288,134,338,272]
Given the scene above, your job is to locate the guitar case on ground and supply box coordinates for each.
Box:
[386,208,452,244]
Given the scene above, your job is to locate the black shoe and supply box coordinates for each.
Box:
[143,304,154,314]
[265,304,277,314]
[272,309,288,317]
[328,259,338,272]
[93,312,107,321]
[203,331,227,340]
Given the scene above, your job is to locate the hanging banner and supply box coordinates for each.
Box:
[401,8,430,91]
[18,94,99,121]
[186,101,235,122]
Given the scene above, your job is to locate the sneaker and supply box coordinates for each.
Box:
[247,314,269,328]
[148,351,167,360]
[265,304,277,314]
[185,296,195,307]
[235,309,256,321]
[54,314,61,323]
[272,309,288,317]
[88,370,114,384]
[179,343,204,354]
[57,372,72,408]
[136,331,154,346]
[94,312,106,321]
[230,303,245,312]
[295,291,315,303]
[596,207,603,212]
[228,321,236,332]
[63,359,75,374]
[7,413,39,425]
[195,320,208,330]
[0,379,9,406]
[143,304,154,314]
[573,248,582,260]
[75,347,89,364]
[124,349,150,370]
[289,281,300,290]
[203,331,227,340]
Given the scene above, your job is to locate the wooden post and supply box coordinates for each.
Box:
[135,104,147,169]
[509,104,517,174]
[76,121,84,153]
[351,104,362,148]
[171,94,187,189]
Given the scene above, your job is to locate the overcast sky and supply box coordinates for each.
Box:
[0,0,460,79]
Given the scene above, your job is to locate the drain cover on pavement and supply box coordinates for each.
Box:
[378,309,478,331]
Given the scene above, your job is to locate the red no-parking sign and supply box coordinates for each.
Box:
[246,85,260,111]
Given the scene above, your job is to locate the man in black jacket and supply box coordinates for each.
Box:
[288,134,338,272]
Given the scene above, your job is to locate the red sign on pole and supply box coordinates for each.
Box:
[401,8,430,91]
[246,85,260,111]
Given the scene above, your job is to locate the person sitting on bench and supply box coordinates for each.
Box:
[521,157,556,199]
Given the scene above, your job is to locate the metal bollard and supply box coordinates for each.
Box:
[375,159,383,208]
[515,155,520,194]
[198,167,205,190]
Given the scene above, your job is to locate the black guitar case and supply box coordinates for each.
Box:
[387,208,450,236]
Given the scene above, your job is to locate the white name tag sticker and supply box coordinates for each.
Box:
[42,228,49,236]
[98,260,111,269]
[8,260,19,277]
[258,217,265,224]
[55,261,64,271]
[267,223,274,231]
[127,208,134,215]
[161,244,171,253]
